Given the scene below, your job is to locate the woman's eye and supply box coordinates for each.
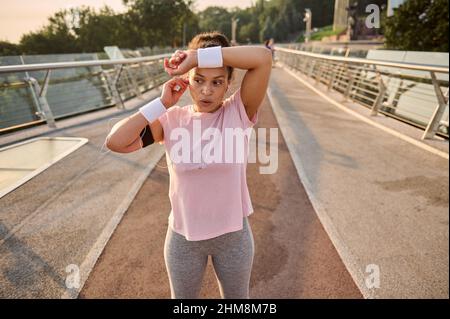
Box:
[214,81,223,85]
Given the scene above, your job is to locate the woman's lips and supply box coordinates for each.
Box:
[200,100,213,106]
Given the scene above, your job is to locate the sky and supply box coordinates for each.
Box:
[0,0,254,44]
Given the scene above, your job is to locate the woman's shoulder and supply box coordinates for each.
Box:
[164,104,192,116]
[223,88,258,129]
[224,88,245,111]
[158,104,192,126]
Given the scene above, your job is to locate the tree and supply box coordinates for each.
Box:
[0,41,21,56]
[198,6,233,39]
[75,6,131,52]
[384,0,449,52]
[20,9,80,54]
[5,0,341,55]
[124,0,195,48]
[261,16,275,42]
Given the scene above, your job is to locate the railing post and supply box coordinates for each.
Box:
[29,70,56,128]
[371,71,387,116]
[344,64,354,101]
[308,60,316,78]
[141,62,153,88]
[294,55,300,70]
[422,72,449,139]
[301,56,309,73]
[328,66,337,91]
[344,47,351,57]
[125,66,143,99]
[315,61,323,85]
[21,56,43,122]
[105,64,125,109]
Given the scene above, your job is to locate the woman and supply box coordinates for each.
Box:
[106,32,272,298]
[264,38,275,65]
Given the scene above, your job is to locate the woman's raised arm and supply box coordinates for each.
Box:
[165,46,272,120]
[222,46,272,119]
[106,77,189,153]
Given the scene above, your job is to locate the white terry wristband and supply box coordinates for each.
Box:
[139,97,167,123]
[197,46,223,68]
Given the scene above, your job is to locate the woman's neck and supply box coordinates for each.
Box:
[194,102,223,113]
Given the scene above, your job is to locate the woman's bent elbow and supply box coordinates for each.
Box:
[105,136,123,153]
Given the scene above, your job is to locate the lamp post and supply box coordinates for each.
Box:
[345,2,358,41]
[182,22,187,48]
[231,17,240,45]
[64,6,80,37]
[303,9,312,43]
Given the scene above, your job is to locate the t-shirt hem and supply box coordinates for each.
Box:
[170,221,247,241]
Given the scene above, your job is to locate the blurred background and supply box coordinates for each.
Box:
[1,0,448,55]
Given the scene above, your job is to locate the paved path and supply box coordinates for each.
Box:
[3,64,446,299]
[0,89,165,298]
[267,66,448,298]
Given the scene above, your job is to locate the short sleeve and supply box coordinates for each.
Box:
[158,105,181,145]
[229,88,259,129]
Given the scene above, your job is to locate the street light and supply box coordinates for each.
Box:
[303,9,312,43]
[182,22,187,48]
[64,6,80,36]
[231,18,240,45]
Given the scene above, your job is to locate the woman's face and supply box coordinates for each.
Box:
[187,67,229,113]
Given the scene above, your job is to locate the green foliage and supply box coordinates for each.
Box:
[3,0,446,57]
[125,0,195,47]
[198,6,232,39]
[310,25,346,41]
[1,0,340,55]
[0,41,22,56]
[384,0,449,52]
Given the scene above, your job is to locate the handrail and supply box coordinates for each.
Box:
[276,47,449,140]
[0,53,170,74]
[4,48,447,75]
[276,47,449,74]
[0,53,172,132]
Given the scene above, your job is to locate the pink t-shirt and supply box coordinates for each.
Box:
[158,89,259,241]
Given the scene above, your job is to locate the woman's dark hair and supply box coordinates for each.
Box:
[188,31,233,81]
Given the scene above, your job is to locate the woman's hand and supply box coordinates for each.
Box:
[164,49,198,76]
[160,77,189,108]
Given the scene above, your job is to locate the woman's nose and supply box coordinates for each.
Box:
[201,85,213,95]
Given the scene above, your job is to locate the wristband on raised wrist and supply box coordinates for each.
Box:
[197,46,223,68]
[139,97,167,123]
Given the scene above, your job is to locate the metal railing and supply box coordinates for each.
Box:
[276,47,449,139]
[0,54,171,133]
[277,40,384,58]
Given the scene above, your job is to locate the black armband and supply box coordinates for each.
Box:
[140,125,154,147]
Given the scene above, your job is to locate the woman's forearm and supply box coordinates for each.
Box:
[106,112,147,150]
[221,46,272,70]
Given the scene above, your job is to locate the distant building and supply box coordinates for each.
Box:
[334,0,401,30]
[333,0,350,32]
[333,0,393,37]
[387,0,406,16]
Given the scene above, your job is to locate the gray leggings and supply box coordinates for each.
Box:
[164,217,254,299]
